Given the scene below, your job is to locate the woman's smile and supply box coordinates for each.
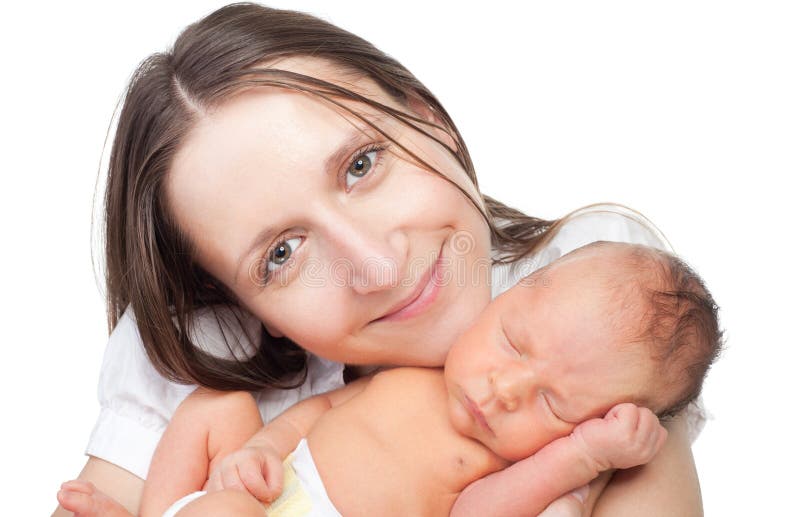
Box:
[371,241,445,323]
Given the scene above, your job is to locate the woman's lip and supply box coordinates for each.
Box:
[372,244,444,323]
[465,394,494,435]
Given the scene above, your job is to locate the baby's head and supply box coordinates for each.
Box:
[444,241,722,461]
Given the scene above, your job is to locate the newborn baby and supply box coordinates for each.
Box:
[60,241,721,516]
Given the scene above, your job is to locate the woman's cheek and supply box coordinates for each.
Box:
[250,285,346,349]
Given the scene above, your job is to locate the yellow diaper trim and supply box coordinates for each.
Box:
[264,453,312,516]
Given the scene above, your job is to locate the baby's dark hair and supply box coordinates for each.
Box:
[573,241,723,419]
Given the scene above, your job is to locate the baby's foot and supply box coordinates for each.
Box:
[57,480,133,517]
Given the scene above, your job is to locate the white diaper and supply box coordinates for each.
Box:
[267,438,341,516]
[161,438,341,516]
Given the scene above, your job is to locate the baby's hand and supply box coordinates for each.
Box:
[570,403,668,472]
[204,444,284,503]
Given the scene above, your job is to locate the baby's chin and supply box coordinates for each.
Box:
[487,443,530,463]
[481,431,555,463]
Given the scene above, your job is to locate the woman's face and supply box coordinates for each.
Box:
[167,58,492,366]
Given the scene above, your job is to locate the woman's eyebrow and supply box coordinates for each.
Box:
[321,128,371,179]
[233,124,380,285]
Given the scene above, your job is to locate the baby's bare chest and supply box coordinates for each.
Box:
[307,369,505,516]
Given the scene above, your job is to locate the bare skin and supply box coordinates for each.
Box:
[594,410,703,517]
[59,370,664,517]
[58,245,704,516]
[54,458,143,516]
[57,431,700,517]
[54,52,705,516]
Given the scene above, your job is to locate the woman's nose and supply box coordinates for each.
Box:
[489,365,536,412]
[321,209,409,294]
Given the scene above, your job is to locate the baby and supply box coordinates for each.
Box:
[59,241,721,516]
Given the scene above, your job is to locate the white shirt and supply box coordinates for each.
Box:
[86,205,677,479]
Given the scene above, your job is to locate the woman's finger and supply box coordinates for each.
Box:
[536,487,586,517]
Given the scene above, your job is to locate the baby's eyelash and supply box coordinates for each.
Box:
[501,325,522,356]
[541,393,560,419]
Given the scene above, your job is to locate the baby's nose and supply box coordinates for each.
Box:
[490,366,535,411]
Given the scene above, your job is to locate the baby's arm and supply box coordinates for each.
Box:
[204,374,372,502]
[450,403,667,517]
[140,389,263,516]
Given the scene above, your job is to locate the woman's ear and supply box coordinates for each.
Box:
[406,96,459,153]
[265,325,284,338]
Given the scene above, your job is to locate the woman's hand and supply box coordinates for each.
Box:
[204,445,284,504]
[536,485,589,517]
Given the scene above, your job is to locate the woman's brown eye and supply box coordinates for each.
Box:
[265,237,301,274]
[346,150,377,188]
[270,242,291,264]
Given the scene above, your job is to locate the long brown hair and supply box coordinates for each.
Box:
[103,2,556,391]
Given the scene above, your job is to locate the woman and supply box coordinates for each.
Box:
[55,3,702,515]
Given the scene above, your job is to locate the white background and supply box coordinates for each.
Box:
[2,1,797,515]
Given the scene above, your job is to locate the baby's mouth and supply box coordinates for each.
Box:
[464,393,494,436]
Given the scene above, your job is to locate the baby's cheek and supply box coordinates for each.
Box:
[501,413,574,462]
[492,425,540,461]
[447,396,480,442]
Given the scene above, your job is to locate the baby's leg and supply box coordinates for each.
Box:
[174,489,266,516]
[58,390,263,517]
[140,389,264,516]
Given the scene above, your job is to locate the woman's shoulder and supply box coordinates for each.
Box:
[491,204,671,297]
[88,306,197,478]
[545,203,670,251]
[102,304,345,405]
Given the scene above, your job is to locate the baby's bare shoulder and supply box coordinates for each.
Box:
[363,367,445,401]
[371,366,443,386]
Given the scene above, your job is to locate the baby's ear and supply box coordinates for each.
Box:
[405,96,458,153]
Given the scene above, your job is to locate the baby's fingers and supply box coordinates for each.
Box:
[262,453,285,501]
[624,408,668,465]
[635,408,667,446]
[638,423,668,464]
[649,423,669,456]
[221,463,249,493]
[235,461,269,502]
[205,468,224,493]
[606,403,640,426]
